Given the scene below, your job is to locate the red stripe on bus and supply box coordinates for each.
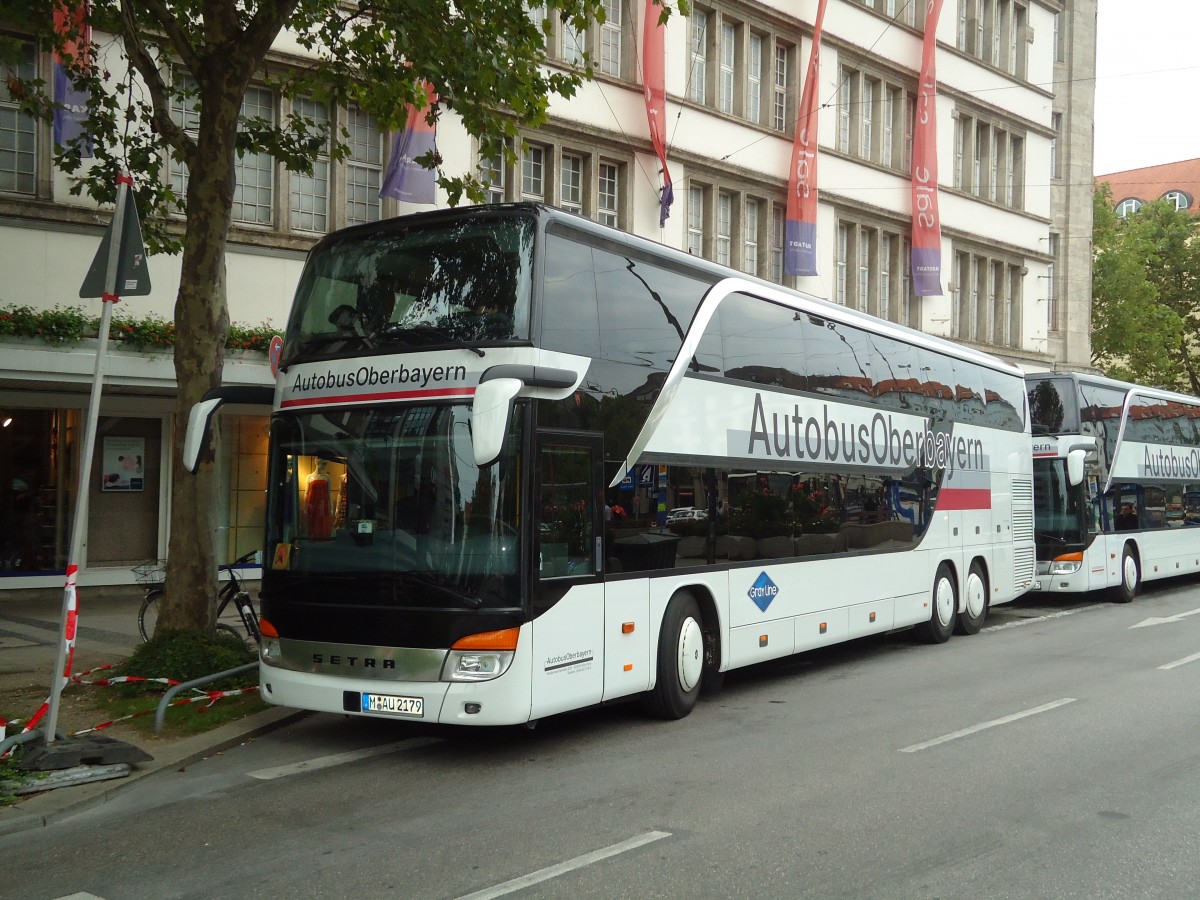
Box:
[280,387,476,408]
[936,488,992,510]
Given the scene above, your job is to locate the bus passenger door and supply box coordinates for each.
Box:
[529,431,606,720]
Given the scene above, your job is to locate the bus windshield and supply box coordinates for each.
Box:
[283,215,534,363]
[265,403,524,609]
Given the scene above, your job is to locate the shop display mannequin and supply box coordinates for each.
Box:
[306,459,333,539]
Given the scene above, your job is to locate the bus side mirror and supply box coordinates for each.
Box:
[471,377,523,467]
[184,397,225,474]
[1066,448,1086,487]
[183,386,275,474]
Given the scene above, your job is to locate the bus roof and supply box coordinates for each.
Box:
[310,202,1024,381]
[1025,370,1200,406]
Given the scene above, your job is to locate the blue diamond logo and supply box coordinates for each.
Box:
[748,571,779,612]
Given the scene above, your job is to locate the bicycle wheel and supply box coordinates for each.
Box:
[138,589,162,642]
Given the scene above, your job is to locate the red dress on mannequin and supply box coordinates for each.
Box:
[306,474,332,539]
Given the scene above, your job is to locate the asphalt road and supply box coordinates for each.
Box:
[4,578,1200,900]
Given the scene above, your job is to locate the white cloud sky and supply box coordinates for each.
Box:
[1094,0,1200,175]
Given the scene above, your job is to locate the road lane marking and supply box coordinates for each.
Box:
[1159,651,1200,670]
[899,698,1077,753]
[247,737,440,780]
[455,831,672,900]
[985,604,1107,632]
[1132,607,1200,629]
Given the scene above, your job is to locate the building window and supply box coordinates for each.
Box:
[748,34,763,125]
[1045,233,1059,331]
[598,161,620,227]
[958,0,1027,79]
[562,18,587,66]
[481,151,506,203]
[289,97,330,233]
[771,205,785,282]
[838,67,915,172]
[953,241,1023,347]
[168,72,201,202]
[688,7,709,105]
[773,43,789,131]
[836,223,849,305]
[599,0,623,76]
[521,144,546,201]
[688,184,705,256]
[716,191,732,265]
[345,107,382,226]
[719,22,736,115]
[561,152,584,213]
[744,197,759,275]
[1163,190,1191,211]
[1,40,37,195]
[1050,112,1061,180]
[233,86,276,226]
[1114,197,1143,218]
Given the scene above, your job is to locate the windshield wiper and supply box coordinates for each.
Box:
[377,323,485,356]
[395,572,482,609]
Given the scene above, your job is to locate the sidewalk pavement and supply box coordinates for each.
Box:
[0,588,301,838]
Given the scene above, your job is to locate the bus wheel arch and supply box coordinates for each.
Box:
[644,589,705,719]
[688,586,725,694]
[955,558,989,635]
[915,561,957,644]
[1113,542,1141,603]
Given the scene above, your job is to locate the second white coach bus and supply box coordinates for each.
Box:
[191,203,1035,725]
[1027,371,1200,601]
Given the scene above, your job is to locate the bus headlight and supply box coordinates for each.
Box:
[1048,552,1083,575]
[260,637,281,663]
[442,627,519,683]
[443,649,515,682]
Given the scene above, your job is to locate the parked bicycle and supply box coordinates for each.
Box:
[134,550,261,648]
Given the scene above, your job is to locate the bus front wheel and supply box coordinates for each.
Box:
[1113,544,1140,603]
[644,592,704,719]
[915,563,956,644]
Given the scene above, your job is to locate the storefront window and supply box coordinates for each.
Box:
[0,409,80,575]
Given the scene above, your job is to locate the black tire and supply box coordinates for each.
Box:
[914,563,956,644]
[643,592,704,719]
[138,589,162,642]
[955,561,989,635]
[1113,544,1140,603]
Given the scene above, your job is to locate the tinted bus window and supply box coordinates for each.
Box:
[869,335,923,416]
[1080,382,1127,468]
[541,235,600,357]
[716,293,808,390]
[1027,376,1078,434]
[920,350,957,424]
[593,248,712,370]
[803,316,875,404]
[981,368,1025,432]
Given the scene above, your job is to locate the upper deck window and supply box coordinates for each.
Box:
[284,215,534,364]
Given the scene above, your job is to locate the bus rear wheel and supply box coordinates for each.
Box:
[644,592,704,719]
[915,563,956,644]
[1113,544,1140,603]
[955,561,989,635]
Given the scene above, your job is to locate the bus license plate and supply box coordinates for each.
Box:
[362,692,424,718]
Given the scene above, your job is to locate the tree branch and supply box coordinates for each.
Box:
[117,0,195,158]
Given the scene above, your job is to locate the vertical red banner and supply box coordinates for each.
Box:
[785,0,829,276]
[643,0,674,226]
[911,0,945,296]
[380,81,438,205]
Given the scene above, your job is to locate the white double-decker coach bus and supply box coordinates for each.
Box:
[1027,371,1200,601]
[191,203,1035,725]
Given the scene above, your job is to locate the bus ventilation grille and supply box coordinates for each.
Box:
[1013,547,1036,588]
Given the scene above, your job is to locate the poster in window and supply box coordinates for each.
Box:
[102,437,145,492]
